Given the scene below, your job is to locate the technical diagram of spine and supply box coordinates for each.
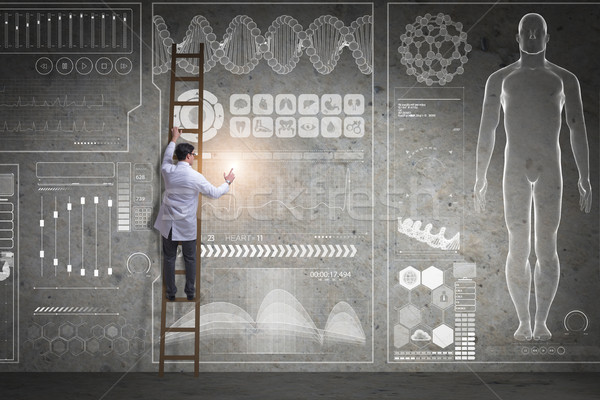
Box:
[397,217,459,250]
[474,14,592,341]
[398,13,471,86]
[153,14,372,75]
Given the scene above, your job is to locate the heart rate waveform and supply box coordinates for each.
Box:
[0,94,105,109]
[0,120,105,134]
[153,14,372,75]
[0,80,127,151]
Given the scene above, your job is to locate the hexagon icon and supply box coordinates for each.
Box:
[91,325,104,338]
[59,322,77,340]
[117,316,128,327]
[121,325,136,340]
[51,338,68,356]
[432,285,454,310]
[99,337,113,355]
[398,304,421,328]
[42,322,59,340]
[422,266,444,289]
[409,285,432,310]
[76,323,93,340]
[420,303,444,328]
[399,266,421,290]
[26,323,42,340]
[432,324,454,348]
[113,337,130,355]
[33,337,51,356]
[86,338,100,355]
[69,337,85,356]
[130,337,145,355]
[105,323,120,339]
[393,324,410,348]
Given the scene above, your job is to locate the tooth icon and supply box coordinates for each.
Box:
[236,120,246,135]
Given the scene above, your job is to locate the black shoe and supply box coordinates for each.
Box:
[166,295,175,301]
[187,295,195,301]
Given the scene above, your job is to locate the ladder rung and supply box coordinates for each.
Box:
[174,76,202,82]
[174,53,204,58]
[167,297,195,302]
[174,101,203,106]
[165,327,196,333]
[179,129,201,134]
[174,270,186,275]
[163,355,196,361]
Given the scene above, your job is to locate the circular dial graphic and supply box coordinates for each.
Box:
[173,89,224,142]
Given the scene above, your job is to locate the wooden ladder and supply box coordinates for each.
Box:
[159,42,204,377]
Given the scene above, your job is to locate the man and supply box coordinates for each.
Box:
[474,13,591,341]
[154,127,235,301]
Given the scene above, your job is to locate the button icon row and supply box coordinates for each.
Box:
[36,57,132,76]
[230,116,365,138]
[231,94,366,116]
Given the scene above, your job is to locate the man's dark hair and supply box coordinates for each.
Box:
[175,143,195,161]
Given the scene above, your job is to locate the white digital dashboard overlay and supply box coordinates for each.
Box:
[388,2,599,363]
[152,2,374,363]
[0,4,141,152]
[0,1,596,369]
[0,165,18,362]
[1,3,150,364]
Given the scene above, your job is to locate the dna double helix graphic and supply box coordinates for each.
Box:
[153,14,372,75]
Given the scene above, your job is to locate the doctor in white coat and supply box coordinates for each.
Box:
[154,127,235,300]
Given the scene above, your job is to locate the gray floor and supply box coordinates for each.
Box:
[1,372,599,400]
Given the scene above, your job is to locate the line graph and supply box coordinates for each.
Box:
[0,94,105,109]
[166,289,366,347]
[154,267,372,361]
[0,80,127,151]
[0,120,105,134]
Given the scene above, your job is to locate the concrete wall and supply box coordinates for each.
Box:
[0,0,598,372]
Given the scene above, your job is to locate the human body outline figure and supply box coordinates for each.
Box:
[474,13,591,341]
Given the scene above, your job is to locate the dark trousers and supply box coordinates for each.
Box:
[163,229,196,297]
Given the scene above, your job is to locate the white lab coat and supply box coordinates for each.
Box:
[154,142,229,241]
